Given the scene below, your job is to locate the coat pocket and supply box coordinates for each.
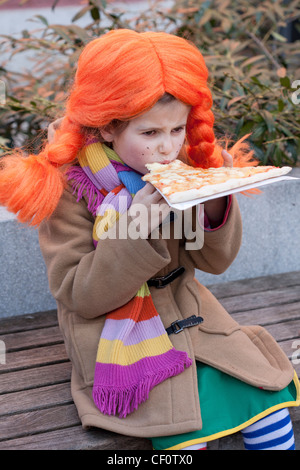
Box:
[240,325,294,390]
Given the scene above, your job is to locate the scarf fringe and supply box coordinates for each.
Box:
[67,166,104,216]
[93,353,192,419]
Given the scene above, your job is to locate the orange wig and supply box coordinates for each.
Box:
[0,29,256,226]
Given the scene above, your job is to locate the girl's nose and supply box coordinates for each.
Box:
[158,136,173,154]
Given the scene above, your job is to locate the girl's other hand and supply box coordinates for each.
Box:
[47,117,63,143]
[221,149,233,168]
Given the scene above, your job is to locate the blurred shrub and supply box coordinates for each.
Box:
[0,0,299,165]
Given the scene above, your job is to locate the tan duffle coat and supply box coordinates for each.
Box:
[38,186,294,438]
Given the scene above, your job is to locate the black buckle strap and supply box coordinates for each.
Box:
[147,266,185,289]
[166,315,203,335]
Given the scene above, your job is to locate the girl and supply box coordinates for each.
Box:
[0,29,299,450]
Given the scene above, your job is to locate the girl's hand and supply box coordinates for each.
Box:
[203,149,233,227]
[129,183,170,236]
[47,118,63,143]
[221,149,233,168]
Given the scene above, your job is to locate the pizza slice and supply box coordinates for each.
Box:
[142,159,292,204]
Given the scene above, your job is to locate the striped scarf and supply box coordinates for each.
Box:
[67,142,192,418]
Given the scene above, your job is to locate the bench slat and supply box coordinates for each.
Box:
[1,326,63,352]
[207,271,300,299]
[0,382,73,416]
[1,343,68,373]
[0,362,71,394]
[220,285,300,314]
[0,404,80,441]
[0,310,58,334]
[0,424,153,450]
[232,303,300,327]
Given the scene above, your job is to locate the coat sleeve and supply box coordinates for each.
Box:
[38,187,171,319]
[183,195,243,274]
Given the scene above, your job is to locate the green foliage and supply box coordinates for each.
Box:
[0,0,299,165]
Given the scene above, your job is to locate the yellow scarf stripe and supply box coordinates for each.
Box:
[96,335,173,365]
[136,283,151,298]
[78,142,124,172]
[78,143,109,173]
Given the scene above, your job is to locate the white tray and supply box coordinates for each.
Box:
[157,175,299,211]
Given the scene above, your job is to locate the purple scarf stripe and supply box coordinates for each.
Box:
[94,164,120,190]
[111,159,131,173]
[93,350,192,418]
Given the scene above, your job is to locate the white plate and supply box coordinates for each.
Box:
[156,176,299,211]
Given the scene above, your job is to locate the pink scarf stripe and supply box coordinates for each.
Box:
[101,316,169,345]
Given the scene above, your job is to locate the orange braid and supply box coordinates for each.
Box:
[186,106,220,168]
[0,117,84,226]
[186,106,256,169]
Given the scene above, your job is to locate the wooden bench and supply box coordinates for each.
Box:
[0,271,299,450]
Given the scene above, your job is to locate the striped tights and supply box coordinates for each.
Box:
[182,408,295,450]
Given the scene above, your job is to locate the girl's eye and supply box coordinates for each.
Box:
[143,130,157,136]
[142,126,185,136]
[172,126,184,133]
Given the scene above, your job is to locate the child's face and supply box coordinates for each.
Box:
[101,99,191,174]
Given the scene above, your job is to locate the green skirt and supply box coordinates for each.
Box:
[152,362,300,450]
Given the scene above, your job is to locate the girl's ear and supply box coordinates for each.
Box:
[99,125,115,142]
